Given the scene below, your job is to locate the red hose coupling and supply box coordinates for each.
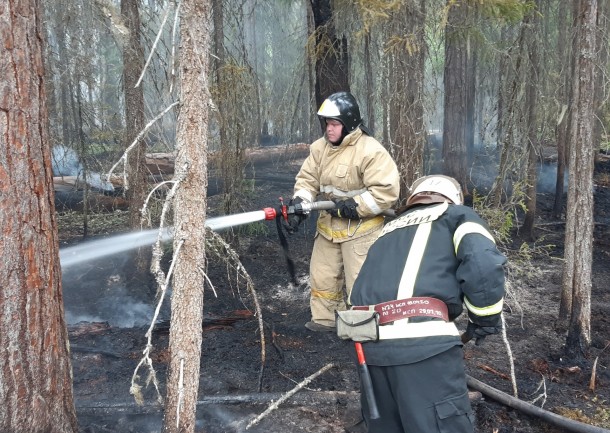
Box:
[263,207,277,220]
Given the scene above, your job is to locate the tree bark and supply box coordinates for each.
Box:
[161,0,211,431]
[387,0,426,204]
[0,1,79,431]
[562,0,597,358]
[442,0,472,190]
[522,3,541,240]
[309,0,350,110]
[553,0,572,218]
[121,0,147,230]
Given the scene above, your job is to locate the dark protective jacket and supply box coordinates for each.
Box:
[349,201,506,366]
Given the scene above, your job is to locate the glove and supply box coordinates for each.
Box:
[282,197,307,234]
[328,198,360,220]
[463,320,502,346]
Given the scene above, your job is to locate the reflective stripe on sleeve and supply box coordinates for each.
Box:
[295,189,314,203]
[359,191,381,214]
[464,296,504,316]
[378,320,460,340]
[320,185,367,198]
[453,222,495,254]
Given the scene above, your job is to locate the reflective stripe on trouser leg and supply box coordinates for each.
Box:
[309,235,345,326]
[343,226,382,305]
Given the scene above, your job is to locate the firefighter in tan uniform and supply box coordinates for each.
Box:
[284,92,399,332]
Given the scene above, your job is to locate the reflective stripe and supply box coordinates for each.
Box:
[317,215,384,239]
[378,320,459,340]
[294,189,314,203]
[311,288,344,301]
[320,185,367,198]
[453,222,495,254]
[380,202,448,238]
[464,296,504,316]
[396,222,432,300]
[360,191,381,214]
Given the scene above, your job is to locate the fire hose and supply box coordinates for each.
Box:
[264,199,395,285]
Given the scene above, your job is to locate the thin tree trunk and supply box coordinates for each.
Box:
[522,4,541,239]
[122,0,147,230]
[121,0,152,297]
[363,31,375,132]
[0,1,79,431]
[559,0,583,320]
[562,0,597,358]
[161,1,211,431]
[553,0,571,218]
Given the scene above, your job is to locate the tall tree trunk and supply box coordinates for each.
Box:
[121,0,152,297]
[388,0,426,204]
[363,31,375,133]
[161,0,211,431]
[0,1,79,431]
[522,3,541,240]
[307,2,318,139]
[593,0,609,148]
[561,0,597,359]
[122,0,147,230]
[559,0,584,319]
[553,0,572,218]
[442,0,472,191]
[309,0,350,110]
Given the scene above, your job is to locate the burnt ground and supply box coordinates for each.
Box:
[60,154,610,433]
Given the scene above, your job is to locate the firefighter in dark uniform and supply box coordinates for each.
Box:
[348,175,506,433]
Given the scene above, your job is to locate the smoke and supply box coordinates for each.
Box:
[537,163,568,194]
[62,253,171,328]
[64,284,165,328]
[52,145,114,192]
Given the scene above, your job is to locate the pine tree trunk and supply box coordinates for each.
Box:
[563,0,597,358]
[442,0,470,189]
[162,0,211,431]
[0,1,79,431]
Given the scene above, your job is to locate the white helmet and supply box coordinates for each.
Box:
[406,175,463,207]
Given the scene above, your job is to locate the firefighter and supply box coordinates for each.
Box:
[285,91,399,332]
[348,175,506,432]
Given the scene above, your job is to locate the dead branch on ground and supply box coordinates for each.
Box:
[245,363,335,430]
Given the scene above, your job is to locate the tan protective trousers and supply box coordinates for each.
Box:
[309,227,381,327]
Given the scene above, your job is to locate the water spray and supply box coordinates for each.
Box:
[59,200,337,269]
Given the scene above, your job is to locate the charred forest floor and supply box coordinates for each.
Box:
[60,153,610,433]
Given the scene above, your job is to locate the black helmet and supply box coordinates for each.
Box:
[317,92,363,133]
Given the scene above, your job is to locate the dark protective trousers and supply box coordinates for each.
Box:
[361,346,474,433]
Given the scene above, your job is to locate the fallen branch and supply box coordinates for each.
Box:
[245,363,335,430]
[76,389,359,413]
[478,364,511,381]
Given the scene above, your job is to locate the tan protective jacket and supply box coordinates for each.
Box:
[294,128,400,242]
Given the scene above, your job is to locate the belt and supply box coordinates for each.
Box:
[352,297,449,324]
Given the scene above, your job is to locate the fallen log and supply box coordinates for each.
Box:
[146,143,310,176]
[466,375,610,433]
[76,389,482,414]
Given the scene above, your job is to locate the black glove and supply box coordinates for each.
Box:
[328,198,360,220]
[463,320,502,346]
[282,197,307,234]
